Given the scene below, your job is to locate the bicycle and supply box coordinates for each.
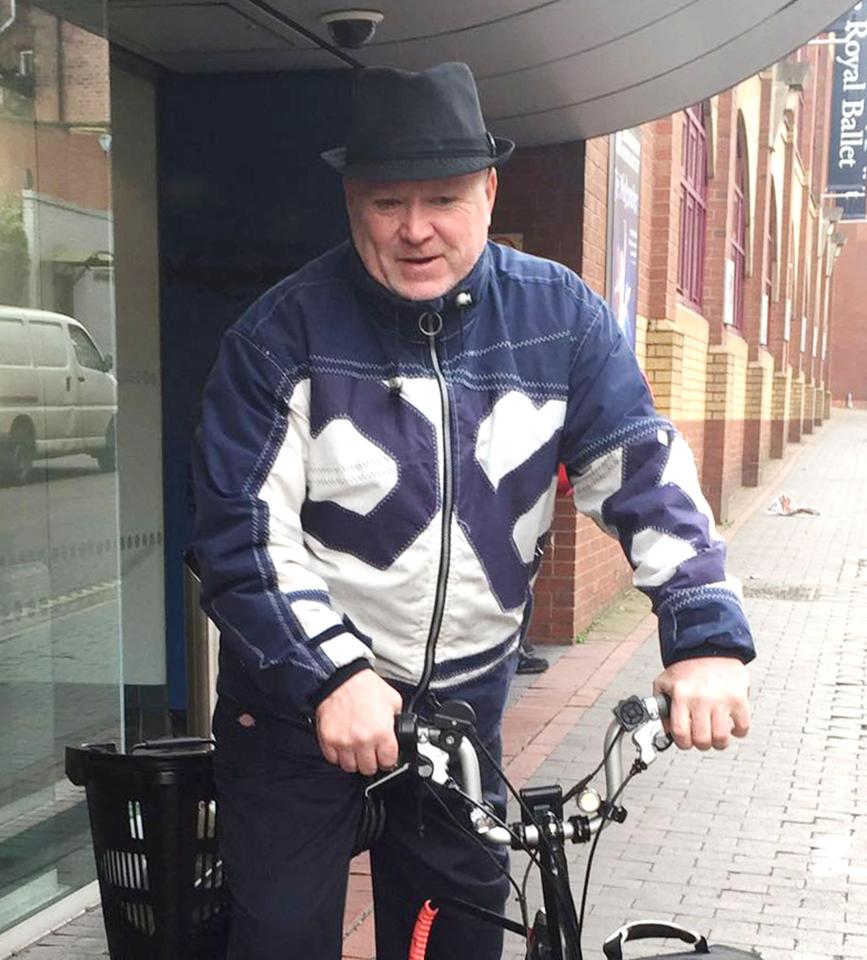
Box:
[367,694,761,960]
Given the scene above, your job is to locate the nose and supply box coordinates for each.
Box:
[398,201,434,245]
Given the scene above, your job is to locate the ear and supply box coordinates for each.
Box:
[483,168,498,228]
[485,168,498,214]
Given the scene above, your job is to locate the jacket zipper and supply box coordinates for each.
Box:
[411,311,453,709]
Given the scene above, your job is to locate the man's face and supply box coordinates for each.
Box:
[345,169,498,302]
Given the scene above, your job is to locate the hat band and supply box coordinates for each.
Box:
[346,134,497,165]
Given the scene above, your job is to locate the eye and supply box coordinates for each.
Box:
[373,198,402,212]
[430,196,456,207]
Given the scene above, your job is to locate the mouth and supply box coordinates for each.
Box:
[399,255,441,268]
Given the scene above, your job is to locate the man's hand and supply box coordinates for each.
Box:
[653,656,750,751]
[315,669,403,775]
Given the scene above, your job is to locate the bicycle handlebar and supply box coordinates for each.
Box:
[387,693,672,849]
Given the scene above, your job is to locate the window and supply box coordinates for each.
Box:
[730,134,747,329]
[19,49,34,77]
[766,186,778,303]
[68,324,104,370]
[761,185,777,345]
[0,318,31,366]
[31,321,68,367]
[677,105,708,307]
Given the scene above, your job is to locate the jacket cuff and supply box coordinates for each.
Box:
[664,643,754,667]
[658,593,756,667]
[310,659,373,709]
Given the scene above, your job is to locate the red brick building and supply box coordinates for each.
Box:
[491,39,850,647]
[830,222,867,406]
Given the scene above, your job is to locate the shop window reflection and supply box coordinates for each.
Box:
[0,0,121,935]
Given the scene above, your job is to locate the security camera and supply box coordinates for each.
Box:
[319,9,383,48]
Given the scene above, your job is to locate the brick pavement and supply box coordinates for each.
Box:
[11,410,867,959]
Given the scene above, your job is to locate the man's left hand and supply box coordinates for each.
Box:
[653,656,750,751]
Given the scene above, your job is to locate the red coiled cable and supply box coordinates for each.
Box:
[408,900,439,960]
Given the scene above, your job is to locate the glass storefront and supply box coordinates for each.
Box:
[0,0,122,934]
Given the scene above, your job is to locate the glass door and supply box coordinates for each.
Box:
[0,0,122,932]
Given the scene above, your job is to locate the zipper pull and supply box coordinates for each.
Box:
[418,311,443,338]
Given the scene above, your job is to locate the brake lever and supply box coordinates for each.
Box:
[632,720,673,766]
[364,762,411,798]
[364,728,454,797]
[613,695,673,767]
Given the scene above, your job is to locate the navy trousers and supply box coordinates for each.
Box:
[213,661,514,960]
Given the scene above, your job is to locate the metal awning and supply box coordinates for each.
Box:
[54,0,857,142]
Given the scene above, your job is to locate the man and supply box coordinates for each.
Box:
[192,63,754,960]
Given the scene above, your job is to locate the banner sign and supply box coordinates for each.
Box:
[827,2,867,220]
[606,128,641,348]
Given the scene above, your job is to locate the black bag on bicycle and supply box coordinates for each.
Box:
[603,921,762,959]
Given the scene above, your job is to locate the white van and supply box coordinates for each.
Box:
[0,306,117,483]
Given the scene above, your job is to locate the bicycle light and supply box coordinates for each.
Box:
[576,787,602,815]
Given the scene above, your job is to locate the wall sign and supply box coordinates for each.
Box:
[606,128,641,348]
[827,3,867,220]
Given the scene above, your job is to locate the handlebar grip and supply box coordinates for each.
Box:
[654,693,672,720]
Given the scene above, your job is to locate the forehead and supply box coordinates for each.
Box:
[347,171,487,198]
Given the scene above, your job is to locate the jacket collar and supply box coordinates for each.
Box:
[346,241,491,342]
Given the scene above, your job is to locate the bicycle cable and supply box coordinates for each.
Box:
[519,855,534,960]
[420,780,531,940]
[439,777,584,952]
[562,726,625,805]
[576,761,645,960]
[467,732,550,833]
[466,729,596,955]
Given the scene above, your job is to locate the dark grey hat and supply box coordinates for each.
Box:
[322,62,514,181]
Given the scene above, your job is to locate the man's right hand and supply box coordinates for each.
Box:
[315,669,403,776]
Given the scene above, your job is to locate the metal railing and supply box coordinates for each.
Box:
[183,553,219,739]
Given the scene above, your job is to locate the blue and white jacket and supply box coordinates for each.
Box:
[192,240,754,720]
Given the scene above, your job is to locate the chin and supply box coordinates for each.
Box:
[396,278,454,302]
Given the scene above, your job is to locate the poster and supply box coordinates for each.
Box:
[827,2,867,220]
[606,128,641,348]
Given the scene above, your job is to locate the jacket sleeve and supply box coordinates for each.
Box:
[559,292,755,667]
[191,327,375,715]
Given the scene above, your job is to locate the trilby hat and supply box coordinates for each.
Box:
[321,62,514,181]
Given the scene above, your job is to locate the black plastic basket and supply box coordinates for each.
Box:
[66,737,229,960]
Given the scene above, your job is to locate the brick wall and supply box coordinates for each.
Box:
[491,141,584,271]
[830,222,867,404]
[570,134,634,636]
[61,21,110,123]
[0,4,110,210]
[0,116,111,209]
[703,331,748,521]
[647,115,680,322]
[503,40,847,644]
[789,372,806,443]
[770,367,792,457]
[581,136,609,291]
[497,135,634,646]
[743,351,774,484]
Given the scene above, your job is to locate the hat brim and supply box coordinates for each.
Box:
[321,137,515,181]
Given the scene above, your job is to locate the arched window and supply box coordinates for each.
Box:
[730,128,747,328]
[762,184,777,345]
[767,185,778,300]
[677,104,708,307]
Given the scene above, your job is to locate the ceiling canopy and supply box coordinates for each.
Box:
[56,0,856,142]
